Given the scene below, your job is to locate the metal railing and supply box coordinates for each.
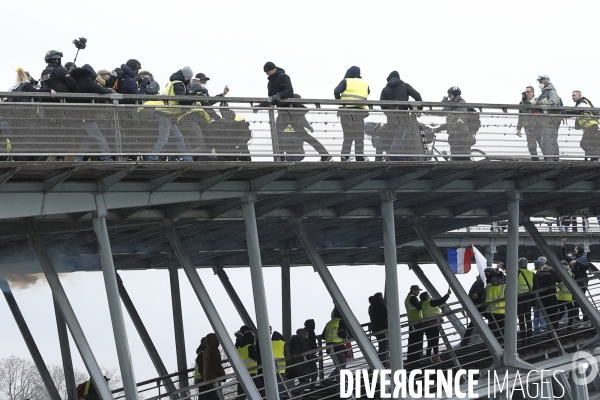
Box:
[110,267,600,399]
[0,93,599,161]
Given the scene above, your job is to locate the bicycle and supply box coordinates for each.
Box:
[422,125,488,161]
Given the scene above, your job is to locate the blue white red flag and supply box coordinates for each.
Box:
[447,247,474,274]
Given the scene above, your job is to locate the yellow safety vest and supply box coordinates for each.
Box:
[340,78,368,109]
[486,283,506,314]
[271,340,286,374]
[194,361,202,380]
[324,318,344,344]
[518,268,534,295]
[78,380,91,399]
[421,299,441,319]
[148,80,184,115]
[237,344,257,375]
[405,294,423,322]
[557,272,573,302]
[577,98,599,130]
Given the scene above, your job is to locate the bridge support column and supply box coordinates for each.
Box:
[30,235,113,400]
[290,218,384,370]
[412,217,504,366]
[281,248,292,342]
[408,263,466,336]
[214,267,256,330]
[380,192,404,373]
[93,212,138,400]
[1,279,62,400]
[116,274,178,398]
[168,256,188,389]
[524,220,600,338]
[503,191,534,371]
[54,298,77,400]
[241,196,280,400]
[164,220,263,400]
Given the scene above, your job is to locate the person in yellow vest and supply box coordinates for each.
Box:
[235,329,261,399]
[419,289,452,364]
[556,262,578,331]
[516,257,537,346]
[405,284,425,364]
[194,336,209,400]
[270,327,303,396]
[321,309,348,385]
[148,66,195,161]
[334,66,370,161]
[484,274,506,340]
[571,91,599,161]
[76,376,110,400]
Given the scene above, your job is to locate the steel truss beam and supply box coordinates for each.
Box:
[290,218,384,370]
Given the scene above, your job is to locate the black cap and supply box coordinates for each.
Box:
[263,62,276,72]
[195,73,210,81]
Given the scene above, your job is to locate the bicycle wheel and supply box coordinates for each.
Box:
[432,148,449,162]
[470,149,489,161]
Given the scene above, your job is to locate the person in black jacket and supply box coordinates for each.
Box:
[460,275,486,347]
[286,329,316,393]
[562,242,591,325]
[70,64,114,161]
[40,50,76,97]
[303,319,318,389]
[368,292,388,362]
[534,264,560,332]
[380,71,423,160]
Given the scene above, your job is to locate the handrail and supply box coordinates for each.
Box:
[0,92,595,114]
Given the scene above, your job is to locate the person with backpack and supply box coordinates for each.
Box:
[534,75,562,161]
[517,86,544,160]
[570,91,599,161]
[380,71,423,161]
[106,59,148,103]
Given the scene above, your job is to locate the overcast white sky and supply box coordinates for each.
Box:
[0,0,596,392]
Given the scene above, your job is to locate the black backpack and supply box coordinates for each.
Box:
[105,68,126,90]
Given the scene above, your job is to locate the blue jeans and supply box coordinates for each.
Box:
[149,114,192,161]
[541,125,559,161]
[75,122,112,161]
[533,303,546,333]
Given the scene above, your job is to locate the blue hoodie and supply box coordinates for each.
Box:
[117,64,144,95]
[334,66,369,99]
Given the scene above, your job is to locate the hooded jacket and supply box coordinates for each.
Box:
[368,295,388,332]
[202,333,225,381]
[380,71,422,110]
[286,334,313,378]
[537,83,560,107]
[167,70,194,105]
[115,64,143,95]
[334,66,370,99]
[562,246,590,281]
[71,64,114,97]
[266,67,294,107]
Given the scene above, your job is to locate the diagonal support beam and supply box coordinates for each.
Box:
[92,206,138,400]
[250,169,289,191]
[213,267,256,330]
[523,220,600,339]
[298,170,336,191]
[557,171,600,191]
[54,298,77,400]
[164,221,262,400]
[290,217,384,370]
[116,274,178,399]
[344,171,382,190]
[44,168,78,192]
[150,168,190,192]
[412,217,504,365]
[388,169,430,191]
[97,166,136,193]
[516,169,563,190]
[30,236,113,400]
[432,170,473,190]
[1,279,62,400]
[0,167,21,186]
[474,169,518,191]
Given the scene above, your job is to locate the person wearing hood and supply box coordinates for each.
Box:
[70,64,114,162]
[147,66,195,161]
[334,66,370,161]
[202,333,226,399]
[261,62,294,107]
[112,59,145,96]
[535,75,562,161]
[562,242,591,327]
[368,292,388,362]
[380,71,423,161]
[270,328,303,396]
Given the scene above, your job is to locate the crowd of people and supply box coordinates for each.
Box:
[2,50,599,162]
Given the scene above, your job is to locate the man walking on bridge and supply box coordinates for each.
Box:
[405,285,424,363]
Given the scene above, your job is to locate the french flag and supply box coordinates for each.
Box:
[447,247,474,274]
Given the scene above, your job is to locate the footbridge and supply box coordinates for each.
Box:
[1,94,600,399]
